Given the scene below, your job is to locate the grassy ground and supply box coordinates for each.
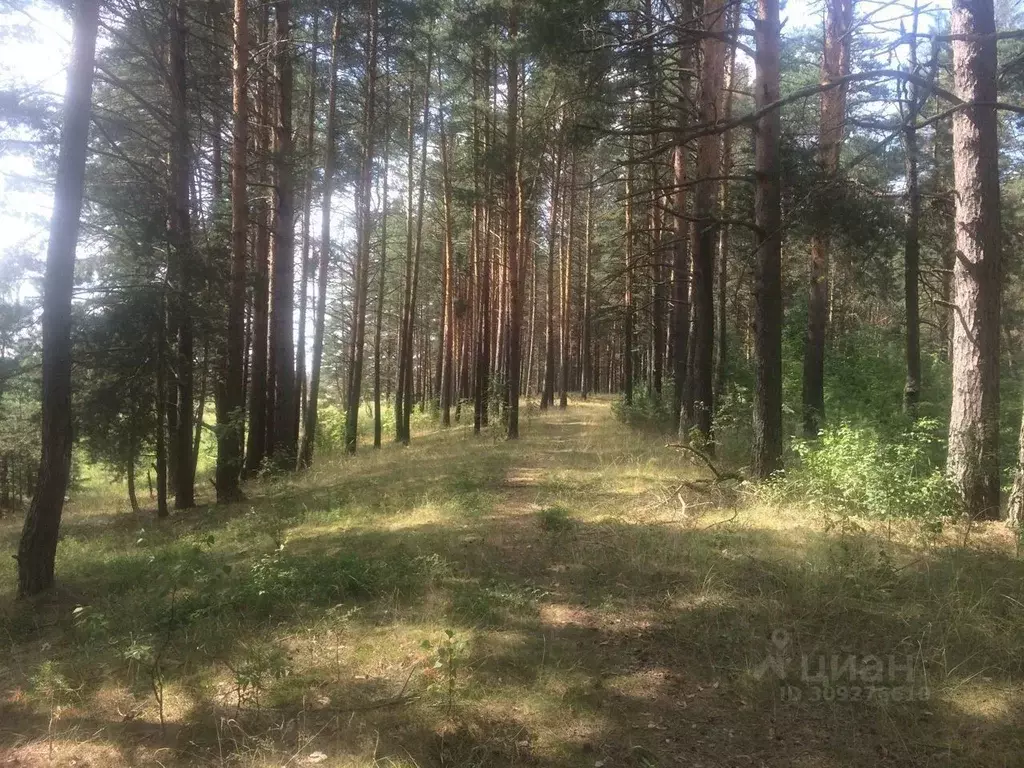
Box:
[2,398,1024,767]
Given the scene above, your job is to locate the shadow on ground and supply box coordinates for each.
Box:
[2,404,1024,767]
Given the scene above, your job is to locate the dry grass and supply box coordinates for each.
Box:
[2,398,1024,767]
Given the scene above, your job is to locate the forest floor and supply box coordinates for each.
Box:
[2,398,1024,767]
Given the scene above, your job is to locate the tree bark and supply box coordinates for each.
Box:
[269,0,297,467]
[541,140,562,410]
[935,112,954,361]
[645,0,664,399]
[395,83,416,442]
[127,435,139,513]
[439,100,456,427]
[168,0,195,508]
[473,52,491,432]
[751,0,783,479]
[373,64,391,449]
[296,16,318,438]
[1009,400,1024,528]
[581,169,594,399]
[802,0,852,437]
[505,11,522,440]
[217,0,249,500]
[624,132,635,407]
[193,341,209,478]
[670,1,692,432]
[245,10,272,475]
[947,0,1001,520]
[559,150,576,409]
[715,2,739,406]
[686,0,728,443]
[156,302,170,519]
[17,0,100,596]
[903,4,922,415]
[399,42,433,443]
[299,11,341,470]
[343,0,379,454]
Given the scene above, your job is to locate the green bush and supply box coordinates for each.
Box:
[612,385,674,432]
[314,403,346,455]
[537,505,574,533]
[776,417,961,522]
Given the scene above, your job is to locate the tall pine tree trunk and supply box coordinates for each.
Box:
[127,435,140,513]
[270,0,297,467]
[245,10,272,475]
[17,0,100,596]
[541,142,562,409]
[947,0,1001,520]
[624,134,635,407]
[343,0,379,454]
[296,17,318,437]
[559,150,576,409]
[751,0,783,478]
[473,53,490,432]
[505,10,523,439]
[217,0,249,500]
[156,301,170,519]
[686,0,727,442]
[399,43,433,443]
[670,0,692,432]
[714,2,739,405]
[802,0,852,437]
[1008,402,1024,528]
[581,169,593,399]
[373,65,391,449]
[168,0,195,509]
[299,11,341,470]
[395,84,416,442]
[439,102,456,426]
[645,0,664,398]
[903,4,922,414]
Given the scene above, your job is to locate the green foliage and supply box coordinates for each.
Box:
[611,386,674,433]
[775,418,961,522]
[120,634,155,685]
[537,505,574,533]
[421,628,468,711]
[29,661,77,708]
[313,403,346,456]
[449,580,549,627]
[232,548,448,618]
[228,641,292,712]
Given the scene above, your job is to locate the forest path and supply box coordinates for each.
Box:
[2,399,1024,767]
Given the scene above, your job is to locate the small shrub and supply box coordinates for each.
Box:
[612,386,674,432]
[30,661,76,711]
[537,505,574,533]
[228,641,292,713]
[30,661,79,758]
[314,403,346,455]
[421,629,468,711]
[776,418,961,523]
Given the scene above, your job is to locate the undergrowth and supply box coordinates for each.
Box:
[771,417,962,524]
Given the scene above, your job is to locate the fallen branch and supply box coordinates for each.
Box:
[701,509,740,530]
[666,443,742,482]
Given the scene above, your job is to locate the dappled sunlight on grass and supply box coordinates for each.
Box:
[3,398,1024,765]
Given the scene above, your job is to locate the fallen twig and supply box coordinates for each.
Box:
[666,443,743,482]
[701,509,739,529]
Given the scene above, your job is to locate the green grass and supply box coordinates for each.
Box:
[2,398,1024,766]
